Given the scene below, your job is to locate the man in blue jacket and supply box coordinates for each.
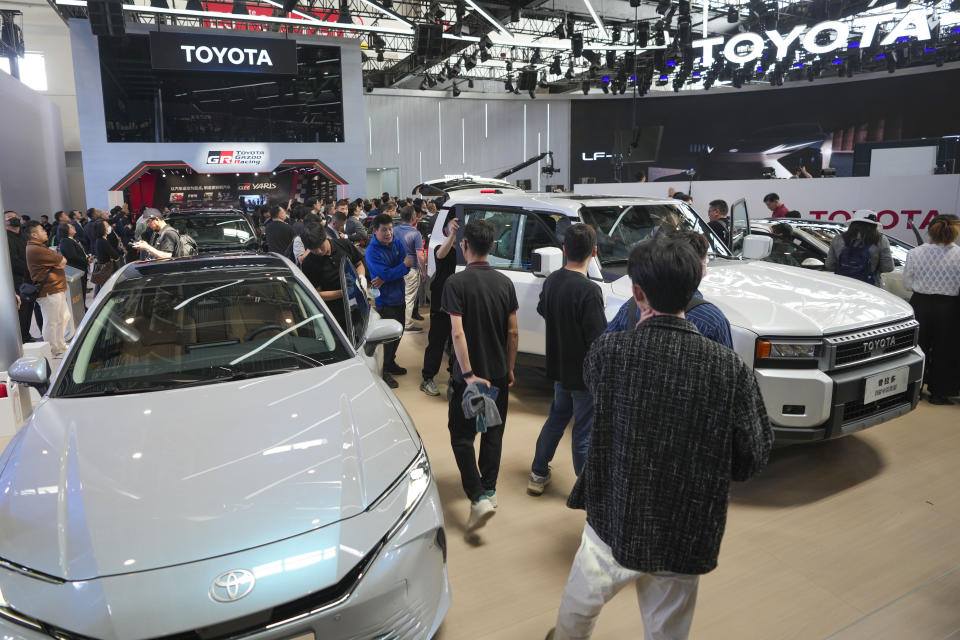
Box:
[366,213,414,388]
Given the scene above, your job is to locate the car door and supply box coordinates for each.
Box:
[339,257,371,349]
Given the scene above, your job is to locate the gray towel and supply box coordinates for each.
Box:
[461,381,502,433]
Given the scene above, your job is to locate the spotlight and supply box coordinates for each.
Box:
[886,53,896,73]
[654,22,665,46]
[480,48,491,62]
[601,78,610,93]
[726,5,738,22]
[455,0,465,18]
[365,78,374,92]
[505,75,515,92]
[656,0,671,14]
[510,1,520,22]
[565,61,575,79]
[464,53,477,70]
[677,16,691,46]
[637,21,649,47]
[581,80,590,94]
[506,59,513,72]
[377,50,384,62]
[554,21,566,39]
[419,77,428,90]
[479,34,493,49]
[452,81,461,96]
[605,50,617,68]
[531,48,542,64]
[450,62,461,76]
[550,55,562,75]
[571,33,583,57]
[336,0,351,23]
[426,74,437,87]
[678,0,690,14]
[436,68,446,82]
[611,24,621,42]
[619,79,627,94]
[528,87,536,99]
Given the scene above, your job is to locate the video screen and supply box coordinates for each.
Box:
[240,194,266,209]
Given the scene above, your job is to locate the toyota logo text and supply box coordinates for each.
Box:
[210,569,256,602]
[863,336,895,354]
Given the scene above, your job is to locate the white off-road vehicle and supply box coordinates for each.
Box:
[427,191,923,444]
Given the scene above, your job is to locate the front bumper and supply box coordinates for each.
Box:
[0,474,449,640]
[754,347,924,444]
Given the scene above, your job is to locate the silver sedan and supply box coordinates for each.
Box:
[2,253,450,639]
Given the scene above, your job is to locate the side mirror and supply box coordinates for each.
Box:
[533,247,564,277]
[8,357,51,389]
[365,317,403,345]
[742,235,773,260]
[801,257,825,268]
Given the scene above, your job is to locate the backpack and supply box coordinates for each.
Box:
[626,296,709,326]
[159,227,199,258]
[835,242,874,284]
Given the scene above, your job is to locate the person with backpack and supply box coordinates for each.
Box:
[605,231,733,350]
[132,210,197,259]
[825,210,893,286]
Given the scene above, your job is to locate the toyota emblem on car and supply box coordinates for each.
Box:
[210,569,256,602]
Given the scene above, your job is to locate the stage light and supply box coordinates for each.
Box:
[581,80,590,94]
[726,5,737,23]
[531,48,542,64]
[656,0,671,15]
[480,48,491,62]
[654,22,665,46]
[565,61,575,79]
[468,78,474,88]
[510,1,520,22]
[480,34,493,49]
[337,0,352,23]
[505,75,515,92]
[677,16,691,46]
[637,21,649,47]
[426,73,437,87]
[419,76,429,90]
[571,33,583,57]
[601,78,609,93]
[678,0,690,15]
[887,53,896,72]
[506,59,513,72]
[377,50,384,62]
[550,55,562,75]
[612,25,621,42]
[464,53,477,70]
[528,86,536,99]
[452,81,461,96]
[554,21,566,39]
[436,68,446,82]
[366,78,374,92]
[606,50,617,68]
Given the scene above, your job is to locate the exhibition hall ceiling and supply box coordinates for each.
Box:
[29,0,960,94]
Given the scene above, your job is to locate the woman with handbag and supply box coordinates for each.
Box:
[92,219,122,293]
[57,222,92,310]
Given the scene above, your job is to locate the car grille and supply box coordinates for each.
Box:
[842,390,913,423]
[825,320,918,369]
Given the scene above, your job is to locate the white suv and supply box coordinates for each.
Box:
[427,192,924,444]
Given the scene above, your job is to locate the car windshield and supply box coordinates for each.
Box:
[578,202,731,268]
[166,215,257,248]
[54,273,351,397]
[798,224,911,266]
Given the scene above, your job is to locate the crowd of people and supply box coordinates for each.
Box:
[5,189,959,639]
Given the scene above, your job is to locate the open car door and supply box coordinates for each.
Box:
[729,198,750,255]
[338,257,370,350]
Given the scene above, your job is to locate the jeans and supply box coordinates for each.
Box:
[375,304,405,368]
[421,309,451,380]
[555,524,700,640]
[531,382,595,477]
[447,376,510,502]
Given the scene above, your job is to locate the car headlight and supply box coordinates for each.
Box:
[404,453,431,511]
[755,339,820,360]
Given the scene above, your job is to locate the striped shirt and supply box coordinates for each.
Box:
[605,291,733,349]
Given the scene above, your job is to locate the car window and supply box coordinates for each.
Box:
[54,275,351,397]
[519,214,559,271]
[167,215,256,247]
[463,208,521,268]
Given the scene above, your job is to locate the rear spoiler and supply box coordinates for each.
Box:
[412,183,451,204]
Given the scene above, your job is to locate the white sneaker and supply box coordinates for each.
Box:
[466,497,496,532]
[527,470,552,496]
[485,490,498,508]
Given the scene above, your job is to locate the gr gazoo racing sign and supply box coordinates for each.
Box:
[149,32,297,75]
[206,150,266,166]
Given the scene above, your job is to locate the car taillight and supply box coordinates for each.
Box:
[0,383,8,399]
[480,189,501,194]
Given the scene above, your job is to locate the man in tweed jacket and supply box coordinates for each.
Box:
[549,235,772,640]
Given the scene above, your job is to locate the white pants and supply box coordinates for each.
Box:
[37,290,72,354]
[403,268,420,328]
[555,524,700,640]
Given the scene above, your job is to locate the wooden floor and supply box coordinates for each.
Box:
[388,326,960,640]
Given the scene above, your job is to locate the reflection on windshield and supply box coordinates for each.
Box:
[55,276,350,397]
[800,225,910,266]
[168,216,255,246]
[579,203,729,266]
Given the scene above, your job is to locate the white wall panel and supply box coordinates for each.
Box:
[364,91,570,197]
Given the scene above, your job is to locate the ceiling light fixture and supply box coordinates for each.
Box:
[464,0,511,35]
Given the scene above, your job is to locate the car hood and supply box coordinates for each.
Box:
[610,259,913,336]
[0,360,418,581]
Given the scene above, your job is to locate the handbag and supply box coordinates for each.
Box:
[91,260,115,287]
[18,269,52,305]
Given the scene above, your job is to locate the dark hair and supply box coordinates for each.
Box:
[86,207,97,219]
[24,220,43,237]
[56,222,72,244]
[381,200,397,213]
[672,192,691,203]
[927,214,960,245]
[784,210,801,219]
[21,215,31,222]
[333,211,348,223]
[269,205,283,219]
[627,236,702,314]
[336,199,349,208]
[94,219,110,238]
[771,222,793,239]
[400,205,416,223]
[55,211,68,223]
[40,214,49,222]
[301,221,327,250]
[843,221,881,247]
[304,197,318,209]
[372,213,394,229]
[763,193,780,203]
[563,223,596,263]
[347,203,358,215]
[463,219,495,256]
[381,192,390,200]
[670,229,709,260]
[708,200,728,216]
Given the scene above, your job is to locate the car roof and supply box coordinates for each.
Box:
[443,192,683,218]
[114,253,289,287]
[166,209,249,217]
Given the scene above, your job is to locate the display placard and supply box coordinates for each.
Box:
[149,32,298,75]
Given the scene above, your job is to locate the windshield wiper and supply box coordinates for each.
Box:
[209,366,303,383]
[58,382,152,398]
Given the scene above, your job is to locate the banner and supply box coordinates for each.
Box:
[149,32,298,75]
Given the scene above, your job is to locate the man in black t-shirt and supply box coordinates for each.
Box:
[132,210,179,259]
[528,224,607,497]
[420,216,459,397]
[299,222,366,336]
[264,204,296,258]
[441,219,519,536]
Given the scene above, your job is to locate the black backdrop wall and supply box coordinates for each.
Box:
[570,68,960,184]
